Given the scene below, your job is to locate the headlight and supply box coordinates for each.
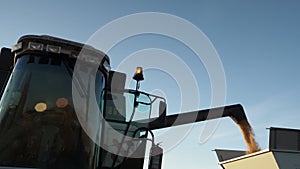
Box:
[28,42,44,51]
[46,44,61,54]
[11,42,22,52]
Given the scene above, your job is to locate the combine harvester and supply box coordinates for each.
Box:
[0,35,265,169]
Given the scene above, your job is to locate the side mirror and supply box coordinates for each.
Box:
[108,71,126,93]
[158,101,167,123]
[0,48,14,98]
[106,71,127,121]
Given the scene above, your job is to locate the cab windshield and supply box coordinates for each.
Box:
[0,55,105,169]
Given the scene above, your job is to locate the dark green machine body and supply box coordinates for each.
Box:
[0,35,249,169]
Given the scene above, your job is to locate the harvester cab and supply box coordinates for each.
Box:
[0,35,255,169]
[0,35,166,169]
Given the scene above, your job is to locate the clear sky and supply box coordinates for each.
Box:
[1,1,300,169]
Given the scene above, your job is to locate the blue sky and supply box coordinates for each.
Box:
[1,1,300,169]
